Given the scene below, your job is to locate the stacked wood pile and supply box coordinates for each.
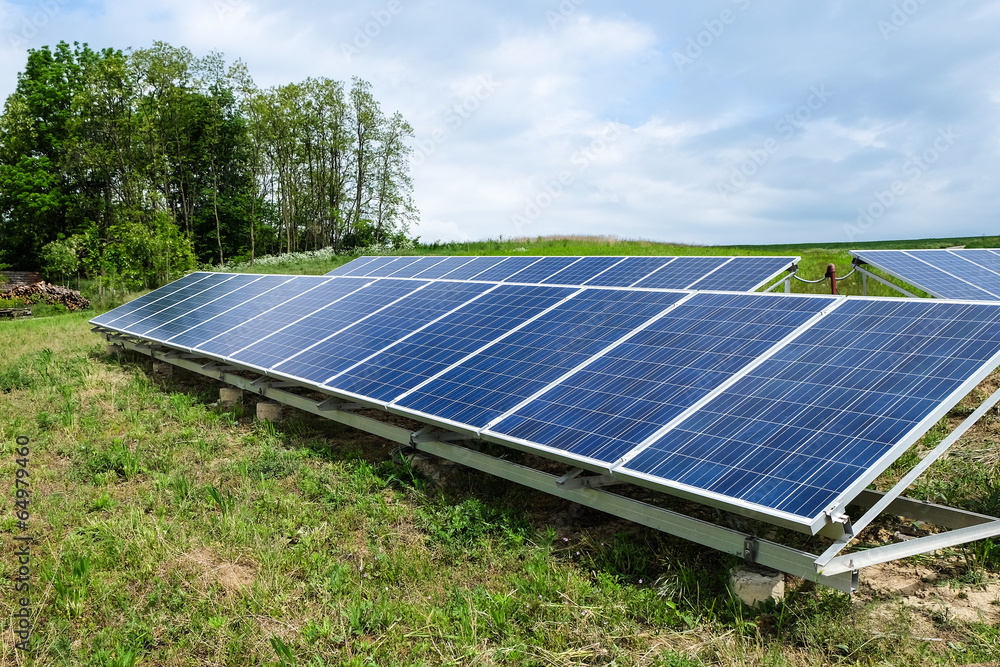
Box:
[0,282,90,310]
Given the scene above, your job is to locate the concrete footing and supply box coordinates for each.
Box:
[729,567,785,607]
[257,402,284,422]
[152,361,173,378]
[220,387,244,408]
[106,344,123,357]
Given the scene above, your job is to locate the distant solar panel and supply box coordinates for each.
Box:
[850,249,1000,300]
[326,255,797,292]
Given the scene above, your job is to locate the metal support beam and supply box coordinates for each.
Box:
[856,267,919,298]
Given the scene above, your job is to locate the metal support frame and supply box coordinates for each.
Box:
[106,334,1000,594]
[855,265,919,298]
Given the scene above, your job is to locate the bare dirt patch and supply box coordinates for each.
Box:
[861,560,1000,625]
[166,548,256,594]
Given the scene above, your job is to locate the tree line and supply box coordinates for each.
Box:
[0,41,416,289]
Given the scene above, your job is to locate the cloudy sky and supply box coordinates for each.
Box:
[1,0,998,246]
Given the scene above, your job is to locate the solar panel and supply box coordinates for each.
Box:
[582,257,674,286]
[326,284,574,403]
[631,256,731,289]
[617,298,1000,530]
[541,256,626,285]
[232,279,428,370]
[688,256,797,292]
[271,281,495,384]
[483,292,835,466]
[395,289,689,428]
[91,260,1000,536]
[850,249,1000,300]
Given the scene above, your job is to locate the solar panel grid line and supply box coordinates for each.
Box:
[744,258,797,293]
[850,252,953,299]
[691,257,798,293]
[387,287,589,406]
[263,279,437,372]
[162,275,300,345]
[612,296,850,469]
[541,256,628,285]
[682,257,736,289]
[118,273,247,335]
[219,277,375,363]
[480,291,701,431]
[903,251,1000,299]
[317,282,507,386]
[192,277,336,355]
[340,256,404,276]
[627,257,678,287]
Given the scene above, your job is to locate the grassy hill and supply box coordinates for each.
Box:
[3,235,1000,665]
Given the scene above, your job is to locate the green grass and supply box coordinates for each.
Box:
[4,235,1000,665]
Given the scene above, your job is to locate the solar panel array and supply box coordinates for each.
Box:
[851,249,1000,301]
[326,255,797,292]
[92,258,1000,534]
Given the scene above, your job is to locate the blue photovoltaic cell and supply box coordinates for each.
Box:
[412,256,478,279]
[954,249,1000,276]
[632,256,731,290]
[386,257,449,278]
[584,256,674,287]
[542,256,625,285]
[327,284,574,403]
[622,298,1000,523]
[129,274,264,338]
[91,272,214,327]
[488,293,835,465]
[504,256,582,284]
[326,257,379,276]
[361,256,423,278]
[232,279,427,371]
[469,256,543,282]
[165,275,304,349]
[138,276,291,343]
[271,281,493,384]
[687,257,793,292]
[852,250,999,300]
[195,277,360,358]
[109,273,238,333]
[437,256,510,280]
[339,256,404,277]
[396,289,688,427]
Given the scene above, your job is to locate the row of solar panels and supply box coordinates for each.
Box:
[852,249,1000,301]
[91,266,1000,534]
[326,254,796,292]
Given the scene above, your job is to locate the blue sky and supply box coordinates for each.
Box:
[1,0,998,246]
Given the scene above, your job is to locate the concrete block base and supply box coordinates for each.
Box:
[730,567,785,607]
[152,361,173,378]
[106,344,123,357]
[220,387,244,408]
[257,402,284,422]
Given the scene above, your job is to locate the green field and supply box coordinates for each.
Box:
[4,235,1000,665]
